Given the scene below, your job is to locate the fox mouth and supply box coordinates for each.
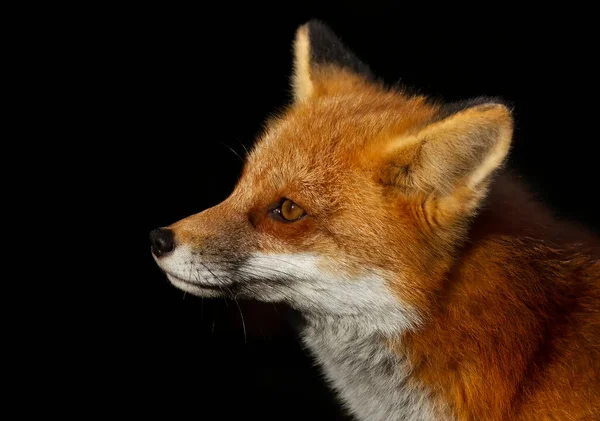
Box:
[164,272,225,291]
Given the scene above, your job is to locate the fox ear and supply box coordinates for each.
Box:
[381,100,513,216]
[292,20,373,102]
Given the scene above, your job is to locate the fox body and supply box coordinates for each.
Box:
[151,21,600,420]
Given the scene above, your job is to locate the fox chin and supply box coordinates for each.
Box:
[151,20,600,421]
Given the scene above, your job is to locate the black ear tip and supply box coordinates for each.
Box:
[299,19,338,44]
[304,19,333,33]
[303,19,342,47]
[436,96,514,122]
[299,19,374,80]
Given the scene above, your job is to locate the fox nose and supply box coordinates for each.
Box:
[149,228,175,257]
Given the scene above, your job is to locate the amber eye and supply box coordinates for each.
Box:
[272,199,306,222]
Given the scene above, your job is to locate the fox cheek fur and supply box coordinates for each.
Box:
[151,20,600,421]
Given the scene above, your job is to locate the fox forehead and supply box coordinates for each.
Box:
[234,89,438,208]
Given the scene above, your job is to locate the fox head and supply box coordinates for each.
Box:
[150,21,513,332]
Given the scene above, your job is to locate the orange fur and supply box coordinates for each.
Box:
[164,21,600,419]
[394,175,600,420]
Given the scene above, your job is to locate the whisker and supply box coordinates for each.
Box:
[232,265,309,282]
[199,253,307,271]
[231,268,318,300]
[271,303,280,315]
[226,254,308,271]
[296,337,310,358]
[227,286,248,343]
[200,262,230,307]
[181,259,328,314]
[220,142,244,162]
[237,138,250,157]
[195,257,305,282]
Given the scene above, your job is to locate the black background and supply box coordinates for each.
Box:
[69,3,598,420]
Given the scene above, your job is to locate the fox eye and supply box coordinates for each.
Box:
[271,199,306,222]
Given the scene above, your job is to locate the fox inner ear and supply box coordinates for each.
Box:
[381,100,513,214]
[292,20,373,102]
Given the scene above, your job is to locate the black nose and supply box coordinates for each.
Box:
[149,228,175,257]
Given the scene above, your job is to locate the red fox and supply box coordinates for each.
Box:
[150,20,600,421]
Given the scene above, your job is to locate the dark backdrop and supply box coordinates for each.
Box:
[83,3,598,420]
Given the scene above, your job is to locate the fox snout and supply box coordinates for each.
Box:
[149,201,418,329]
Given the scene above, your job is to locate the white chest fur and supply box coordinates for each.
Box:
[301,318,449,421]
